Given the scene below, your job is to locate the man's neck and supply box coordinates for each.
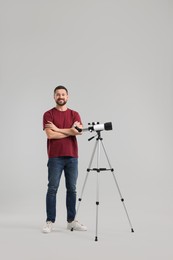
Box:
[55,105,67,111]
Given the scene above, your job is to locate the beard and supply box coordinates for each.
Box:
[56,99,67,106]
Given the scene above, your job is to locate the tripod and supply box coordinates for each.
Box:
[72,130,134,241]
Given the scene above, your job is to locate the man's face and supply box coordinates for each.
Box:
[54,89,68,106]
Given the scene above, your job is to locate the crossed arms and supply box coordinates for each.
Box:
[44,121,82,139]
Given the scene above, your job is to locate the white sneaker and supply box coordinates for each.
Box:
[67,220,87,231]
[42,221,54,233]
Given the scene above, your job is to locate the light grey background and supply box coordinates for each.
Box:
[0,0,173,259]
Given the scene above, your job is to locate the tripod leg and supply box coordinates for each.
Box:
[111,171,134,232]
[95,137,101,241]
[95,170,100,241]
[71,140,99,231]
[100,140,134,233]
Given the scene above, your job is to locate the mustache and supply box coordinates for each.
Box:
[57,99,65,101]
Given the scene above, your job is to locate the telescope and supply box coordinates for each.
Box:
[74,122,113,132]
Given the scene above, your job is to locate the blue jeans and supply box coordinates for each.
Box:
[46,157,78,223]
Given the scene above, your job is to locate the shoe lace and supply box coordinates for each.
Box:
[46,221,52,228]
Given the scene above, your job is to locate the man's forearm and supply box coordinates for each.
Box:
[45,127,80,140]
[44,121,82,138]
[57,128,79,136]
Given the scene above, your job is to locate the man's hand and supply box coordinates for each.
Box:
[45,121,59,132]
[72,121,83,130]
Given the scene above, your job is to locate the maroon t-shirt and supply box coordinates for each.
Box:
[43,108,82,158]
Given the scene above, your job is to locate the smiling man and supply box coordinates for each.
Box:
[42,85,87,233]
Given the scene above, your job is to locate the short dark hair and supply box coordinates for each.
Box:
[54,85,68,94]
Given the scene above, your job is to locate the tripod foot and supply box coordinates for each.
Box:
[131,228,134,233]
[95,236,98,241]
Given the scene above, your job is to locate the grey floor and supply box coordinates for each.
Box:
[0,203,172,260]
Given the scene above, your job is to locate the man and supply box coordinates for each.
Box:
[42,85,87,233]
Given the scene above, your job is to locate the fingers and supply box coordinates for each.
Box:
[45,122,53,128]
[46,121,54,127]
[73,121,82,127]
[45,124,51,128]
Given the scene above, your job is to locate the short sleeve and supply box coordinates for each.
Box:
[43,110,53,130]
